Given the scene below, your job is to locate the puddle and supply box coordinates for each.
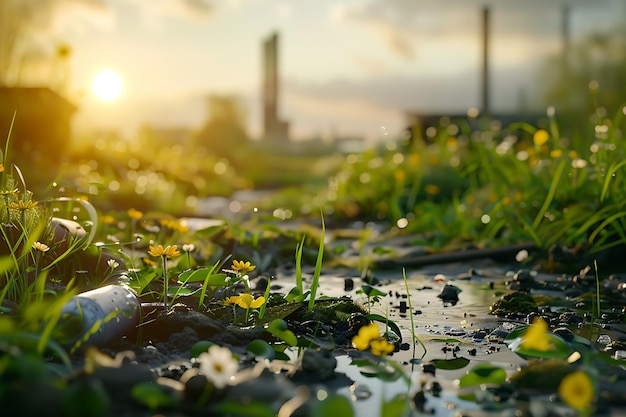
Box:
[270,261,538,415]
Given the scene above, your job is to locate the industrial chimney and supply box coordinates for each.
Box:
[262,32,289,142]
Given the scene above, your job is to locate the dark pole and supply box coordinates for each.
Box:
[262,33,278,139]
[562,5,570,59]
[481,6,490,116]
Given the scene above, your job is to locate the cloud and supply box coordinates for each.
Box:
[338,0,624,59]
[3,0,113,34]
[153,0,215,22]
[283,59,545,117]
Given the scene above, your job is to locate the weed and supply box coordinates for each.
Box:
[307,213,325,312]
[402,268,426,358]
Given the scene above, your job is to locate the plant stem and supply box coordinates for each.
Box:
[161,255,169,309]
[403,268,426,358]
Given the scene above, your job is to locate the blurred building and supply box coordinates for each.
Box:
[262,32,289,143]
[0,87,75,165]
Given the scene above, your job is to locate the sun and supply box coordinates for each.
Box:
[92,70,123,101]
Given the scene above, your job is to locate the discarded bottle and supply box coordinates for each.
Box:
[58,285,140,351]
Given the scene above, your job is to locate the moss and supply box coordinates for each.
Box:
[510,359,571,392]
[490,291,537,316]
[304,299,368,323]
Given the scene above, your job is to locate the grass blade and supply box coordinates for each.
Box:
[531,158,566,231]
[295,235,305,295]
[307,214,325,311]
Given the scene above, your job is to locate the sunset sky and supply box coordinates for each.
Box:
[18,0,625,141]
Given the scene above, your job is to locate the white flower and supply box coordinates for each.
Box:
[198,345,239,388]
[107,259,120,269]
[182,243,195,252]
[240,275,250,288]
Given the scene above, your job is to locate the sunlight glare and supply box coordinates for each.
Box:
[93,70,123,100]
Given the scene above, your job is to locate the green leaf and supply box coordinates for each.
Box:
[431,357,470,370]
[430,338,463,343]
[350,358,404,382]
[372,246,394,255]
[506,332,574,360]
[178,270,228,286]
[358,285,387,298]
[178,269,209,283]
[312,394,354,417]
[63,379,110,417]
[131,382,178,411]
[167,285,198,297]
[266,319,297,346]
[458,364,507,388]
[246,339,275,360]
[380,393,409,417]
[285,286,303,302]
[190,340,214,358]
[214,400,276,417]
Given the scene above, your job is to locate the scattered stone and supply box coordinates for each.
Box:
[421,362,436,376]
[437,284,462,305]
[299,348,337,381]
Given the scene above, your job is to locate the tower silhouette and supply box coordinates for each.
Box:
[262,32,289,142]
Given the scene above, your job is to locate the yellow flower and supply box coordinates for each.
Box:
[522,317,550,351]
[231,260,256,274]
[143,258,157,267]
[0,164,4,173]
[0,188,17,196]
[424,184,440,195]
[352,323,382,351]
[533,129,549,146]
[370,338,395,356]
[225,294,265,309]
[558,370,594,410]
[32,241,50,252]
[101,215,115,224]
[148,244,181,258]
[9,200,38,210]
[352,323,395,356]
[550,149,563,158]
[127,208,143,220]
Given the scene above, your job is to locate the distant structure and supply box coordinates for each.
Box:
[0,87,75,164]
[262,32,289,143]
[405,6,570,143]
[481,7,490,116]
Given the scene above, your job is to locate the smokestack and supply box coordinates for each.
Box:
[262,32,289,142]
[481,7,490,116]
[562,5,570,58]
[263,32,278,138]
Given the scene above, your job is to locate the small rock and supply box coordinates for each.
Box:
[437,284,462,305]
[299,348,337,381]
